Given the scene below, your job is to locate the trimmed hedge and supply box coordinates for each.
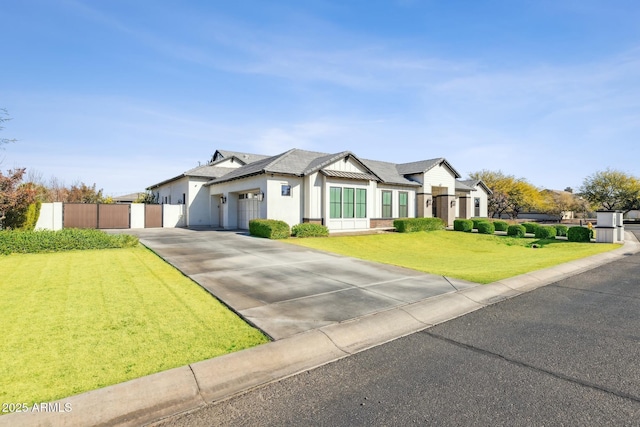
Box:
[453,219,473,232]
[471,218,488,229]
[567,226,591,242]
[0,229,139,255]
[522,222,540,234]
[534,225,557,239]
[291,223,329,238]
[476,221,495,235]
[249,219,290,239]
[394,217,445,233]
[554,225,568,237]
[507,224,526,238]
[493,220,509,232]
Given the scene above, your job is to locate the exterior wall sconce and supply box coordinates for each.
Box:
[257,191,264,202]
[450,200,456,207]
[426,199,432,207]
[220,196,227,204]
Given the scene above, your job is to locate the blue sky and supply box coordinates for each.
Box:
[2,0,639,196]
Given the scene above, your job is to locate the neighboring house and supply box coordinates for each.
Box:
[147,148,491,231]
[112,192,144,204]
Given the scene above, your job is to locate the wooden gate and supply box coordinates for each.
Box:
[98,204,130,229]
[145,204,162,228]
[63,204,98,229]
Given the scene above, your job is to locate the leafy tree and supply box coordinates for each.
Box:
[66,182,106,203]
[541,190,580,222]
[469,170,542,219]
[135,191,159,204]
[580,169,640,213]
[0,168,38,229]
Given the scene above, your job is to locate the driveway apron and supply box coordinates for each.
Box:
[130,228,479,339]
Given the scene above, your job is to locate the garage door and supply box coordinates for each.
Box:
[238,193,260,229]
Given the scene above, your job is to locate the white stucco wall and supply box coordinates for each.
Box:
[266,177,303,227]
[207,175,269,229]
[187,179,213,226]
[130,203,145,228]
[163,204,186,228]
[35,202,63,231]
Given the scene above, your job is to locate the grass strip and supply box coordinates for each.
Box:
[0,246,268,407]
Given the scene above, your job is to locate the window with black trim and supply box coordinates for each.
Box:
[281,185,291,196]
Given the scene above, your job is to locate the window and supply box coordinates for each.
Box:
[399,192,408,218]
[182,193,186,204]
[344,188,355,218]
[382,191,392,218]
[281,185,291,196]
[356,189,366,218]
[330,187,342,218]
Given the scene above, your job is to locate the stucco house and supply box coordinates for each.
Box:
[147,148,491,231]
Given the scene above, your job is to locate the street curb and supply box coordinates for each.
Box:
[3,234,639,427]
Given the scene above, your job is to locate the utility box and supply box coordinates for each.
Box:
[596,211,618,243]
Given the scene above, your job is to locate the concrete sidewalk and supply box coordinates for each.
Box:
[3,231,639,427]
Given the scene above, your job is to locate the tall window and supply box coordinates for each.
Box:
[330,187,342,218]
[382,191,392,218]
[356,189,366,218]
[344,188,355,218]
[399,192,408,218]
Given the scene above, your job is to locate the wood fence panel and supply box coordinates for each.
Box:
[98,204,130,229]
[63,204,98,229]
[145,204,162,228]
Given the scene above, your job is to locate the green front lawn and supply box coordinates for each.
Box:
[288,230,620,284]
[0,246,268,408]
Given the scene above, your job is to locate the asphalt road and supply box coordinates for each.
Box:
[153,226,640,426]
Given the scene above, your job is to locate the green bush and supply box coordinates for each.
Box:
[476,221,495,234]
[393,217,445,233]
[554,224,568,237]
[21,202,42,231]
[471,218,489,229]
[249,219,290,239]
[567,226,592,242]
[291,223,329,238]
[507,224,526,238]
[493,220,509,232]
[453,219,473,232]
[0,229,139,255]
[522,222,540,234]
[534,225,557,239]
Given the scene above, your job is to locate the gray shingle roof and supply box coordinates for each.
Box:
[396,158,462,178]
[214,150,270,164]
[361,159,421,187]
[458,179,493,195]
[455,180,475,191]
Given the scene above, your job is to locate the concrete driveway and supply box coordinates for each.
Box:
[129,228,479,339]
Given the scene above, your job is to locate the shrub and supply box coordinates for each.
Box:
[471,218,488,229]
[493,220,509,232]
[394,217,445,233]
[249,219,290,239]
[554,224,568,237]
[0,229,139,255]
[534,225,557,239]
[507,224,526,238]
[476,221,495,234]
[453,219,473,232]
[21,202,42,231]
[522,222,540,234]
[567,226,591,242]
[291,223,329,238]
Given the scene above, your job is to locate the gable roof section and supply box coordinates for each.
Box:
[212,149,270,165]
[397,158,462,178]
[458,179,493,195]
[360,158,421,187]
[207,149,385,185]
[147,165,236,189]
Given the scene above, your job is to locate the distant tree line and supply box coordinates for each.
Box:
[470,168,640,221]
